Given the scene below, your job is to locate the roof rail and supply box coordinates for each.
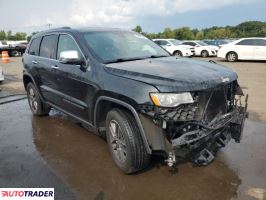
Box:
[59,26,71,29]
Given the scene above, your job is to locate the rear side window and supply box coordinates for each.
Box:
[40,35,58,59]
[57,34,82,59]
[154,40,161,45]
[236,39,255,46]
[160,41,169,45]
[183,42,195,46]
[254,39,266,46]
[29,37,42,56]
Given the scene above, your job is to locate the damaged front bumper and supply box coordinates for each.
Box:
[139,82,248,167]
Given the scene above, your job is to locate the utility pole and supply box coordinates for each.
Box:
[47,24,52,29]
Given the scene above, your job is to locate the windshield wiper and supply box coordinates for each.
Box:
[105,57,146,64]
[148,55,169,58]
[105,55,169,64]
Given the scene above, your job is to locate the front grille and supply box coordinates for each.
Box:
[152,85,230,123]
[196,86,228,123]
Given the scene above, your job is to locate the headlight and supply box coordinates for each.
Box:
[150,92,194,107]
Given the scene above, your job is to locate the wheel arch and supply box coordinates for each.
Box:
[23,73,45,102]
[94,96,152,154]
[23,74,34,90]
[226,51,238,57]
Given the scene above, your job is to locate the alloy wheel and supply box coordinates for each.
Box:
[28,87,38,112]
[109,120,127,163]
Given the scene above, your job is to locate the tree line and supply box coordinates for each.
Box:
[0,21,265,41]
[132,21,266,40]
[0,30,27,41]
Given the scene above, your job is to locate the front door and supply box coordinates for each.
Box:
[54,34,96,122]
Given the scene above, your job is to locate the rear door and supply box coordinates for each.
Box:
[37,34,61,105]
[253,39,266,60]
[24,36,42,87]
[235,39,255,59]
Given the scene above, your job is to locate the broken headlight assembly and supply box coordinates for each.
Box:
[150,92,194,107]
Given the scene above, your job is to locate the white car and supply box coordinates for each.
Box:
[0,41,9,48]
[182,41,219,57]
[0,65,4,83]
[218,38,266,62]
[153,39,194,57]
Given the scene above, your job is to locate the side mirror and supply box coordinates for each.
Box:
[195,45,200,47]
[166,43,171,46]
[59,50,85,66]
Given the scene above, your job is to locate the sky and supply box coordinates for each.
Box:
[0,0,265,34]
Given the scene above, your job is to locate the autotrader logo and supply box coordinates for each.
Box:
[0,188,54,200]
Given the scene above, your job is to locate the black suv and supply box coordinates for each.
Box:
[23,27,247,174]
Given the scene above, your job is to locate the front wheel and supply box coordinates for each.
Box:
[226,52,238,62]
[106,108,150,174]
[201,50,209,57]
[173,50,183,57]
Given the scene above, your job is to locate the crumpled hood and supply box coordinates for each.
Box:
[104,57,238,92]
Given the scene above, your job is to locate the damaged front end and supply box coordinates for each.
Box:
[139,80,248,167]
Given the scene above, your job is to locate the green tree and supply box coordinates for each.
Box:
[174,27,194,40]
[7,30,13,40]
[0,30,6,40]
[161,28,175,38]
[195,31,204,40]
[132,25,143,33]
[27,32,39,41]
[14,32,27,40]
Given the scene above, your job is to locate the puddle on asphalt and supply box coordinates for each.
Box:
[1,100,266,200]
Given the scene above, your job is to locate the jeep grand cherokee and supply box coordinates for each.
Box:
[22,27,248,174]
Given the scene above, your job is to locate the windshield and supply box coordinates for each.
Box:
[83,31,170,63]
[197,41,208,46]
[169,39,182,46]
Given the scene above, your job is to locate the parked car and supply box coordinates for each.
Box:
[23,27,247,174]
[153,39,194,56]
[182,41,219,57]
[218,38,266,62]
[0,41,9,48]
[0,65,4,83]
[203,40,231,47]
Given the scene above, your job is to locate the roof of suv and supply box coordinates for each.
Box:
[31,27,132,40]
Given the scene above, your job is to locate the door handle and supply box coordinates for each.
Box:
[51,65,59,69]
[32,60,38,64]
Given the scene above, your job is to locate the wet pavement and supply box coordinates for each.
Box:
[0,99,266,200]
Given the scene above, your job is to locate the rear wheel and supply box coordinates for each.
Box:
[26,82,50,116]
[226,52,238,62]
[173,50,183,57]
[106,108,150,174]
[10,50,21,57]
[201,50,209,57]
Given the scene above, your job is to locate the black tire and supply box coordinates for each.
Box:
[26,82,50,116]
[226,52,238,62]
[106,108,150,174]
[201,50,209,57]
[173,50,183,57]
[10,50,21,57]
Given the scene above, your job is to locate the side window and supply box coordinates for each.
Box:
[39,35,58,59]
[154,40,161,45]
[183,42,195,46]
[236,39,255,46]
[28,37,42,56]
[160,41,170,46]
[57,34,82,59]
[254,39,266,46]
